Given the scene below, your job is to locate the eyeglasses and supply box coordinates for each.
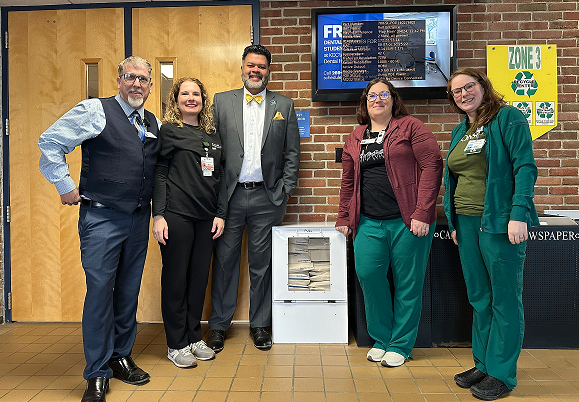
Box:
[449,81,478,98]
[120,73,151,85]
[367,91,391,102]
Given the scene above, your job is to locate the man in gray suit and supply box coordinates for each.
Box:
[207,44,300,351]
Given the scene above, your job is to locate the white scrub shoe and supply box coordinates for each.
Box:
[366,348,386,362]
[381,351,406,367]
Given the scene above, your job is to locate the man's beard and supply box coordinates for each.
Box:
[127,92,145,109]
[242,72,269,91]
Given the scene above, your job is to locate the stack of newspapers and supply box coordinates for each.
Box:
[287,237,331,291]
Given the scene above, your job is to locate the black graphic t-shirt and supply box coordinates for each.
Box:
[360,130,401,220]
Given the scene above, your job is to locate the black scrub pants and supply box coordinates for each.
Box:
[160,210,215,349]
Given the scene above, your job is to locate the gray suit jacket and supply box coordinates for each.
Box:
[213,88,300,206]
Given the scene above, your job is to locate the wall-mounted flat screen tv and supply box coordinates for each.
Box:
[311,5,457,102]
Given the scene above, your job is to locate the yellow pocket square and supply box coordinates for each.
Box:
[273,111,285,120]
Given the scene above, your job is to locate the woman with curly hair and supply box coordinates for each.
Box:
[152,77,227,368]
[445,68,538,400]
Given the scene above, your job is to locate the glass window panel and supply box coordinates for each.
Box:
[160,62,174,116]
[86,63,99,99]
[288,237,331,292]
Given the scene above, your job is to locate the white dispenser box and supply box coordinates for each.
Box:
[272,224,348,343]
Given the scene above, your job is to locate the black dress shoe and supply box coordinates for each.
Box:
[454,367,486,388]
[81,377,108,402]
[249,327,272,350]
[470,375,511,400]
[108,356,150,385]
[206,330,226,353]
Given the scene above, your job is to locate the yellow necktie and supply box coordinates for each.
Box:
[245,94,263,104]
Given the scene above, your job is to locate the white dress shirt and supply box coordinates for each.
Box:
[239,88,267,183]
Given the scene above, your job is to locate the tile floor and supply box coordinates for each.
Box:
[0,322,578,401]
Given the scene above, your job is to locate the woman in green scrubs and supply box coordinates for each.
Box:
[444,68,539,401]
[336,78,442,368]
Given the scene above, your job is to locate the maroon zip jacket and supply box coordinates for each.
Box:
[336,115,443,238]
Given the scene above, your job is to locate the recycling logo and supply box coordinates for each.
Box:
[511,71,538,97]
[537,102,554,119]
[514,102,532,119]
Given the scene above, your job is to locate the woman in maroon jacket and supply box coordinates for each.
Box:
[336,78,442,367]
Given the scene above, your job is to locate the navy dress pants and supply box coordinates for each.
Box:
[78,204,151,380]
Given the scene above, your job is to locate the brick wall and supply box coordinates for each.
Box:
[260,0,579,222]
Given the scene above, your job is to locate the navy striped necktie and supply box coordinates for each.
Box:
[130,111,146,141]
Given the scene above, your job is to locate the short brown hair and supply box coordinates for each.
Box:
[357,78,409,126]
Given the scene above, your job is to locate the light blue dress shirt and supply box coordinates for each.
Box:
[38,94,157,195]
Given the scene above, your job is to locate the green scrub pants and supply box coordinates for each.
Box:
[354,215,435,358]
[455,214,526,389]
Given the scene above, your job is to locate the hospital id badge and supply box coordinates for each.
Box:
[201,157,214,176]
[464,139,486,155]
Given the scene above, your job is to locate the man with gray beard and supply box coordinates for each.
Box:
[39,56,160,402]
[206,44,300,352]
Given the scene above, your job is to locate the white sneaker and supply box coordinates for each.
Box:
[190,340,216,361]
[168,346,197,368]
[367,348,386,362]
[381,351,405,367]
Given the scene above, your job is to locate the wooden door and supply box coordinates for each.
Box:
[8,4,253,322]
[132,5,253,322]
[8,8,125,321]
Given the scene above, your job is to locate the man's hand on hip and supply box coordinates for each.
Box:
[60,188,81,205]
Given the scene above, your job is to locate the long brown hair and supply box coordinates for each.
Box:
[447,68,506,134]
[163,77,216,134]
[357,78,409,126]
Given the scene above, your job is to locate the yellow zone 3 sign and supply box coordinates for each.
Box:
[487,45,557,140]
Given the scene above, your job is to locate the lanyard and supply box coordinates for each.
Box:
[361,128,386,145]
